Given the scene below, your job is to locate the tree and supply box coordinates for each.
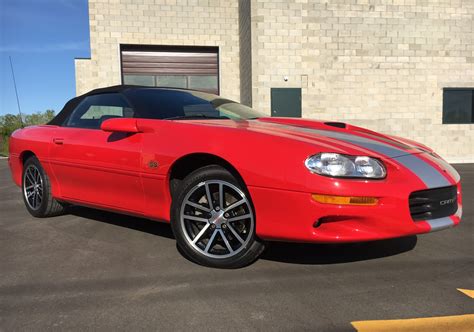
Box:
[24,110,56,126]
[0,114,22,137]
[0,110,56,155]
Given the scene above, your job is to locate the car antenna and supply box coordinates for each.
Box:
[9,56,25,128]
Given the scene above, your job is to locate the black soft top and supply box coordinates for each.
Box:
[49,85,203,126]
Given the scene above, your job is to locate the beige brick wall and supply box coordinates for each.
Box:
[250,0,474,162]
[75,0,241,101]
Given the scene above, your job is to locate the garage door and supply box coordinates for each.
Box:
[120,45,219,94]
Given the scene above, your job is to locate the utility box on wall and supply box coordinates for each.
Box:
[270,88,302,118]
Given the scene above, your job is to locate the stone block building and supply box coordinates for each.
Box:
[76,0,474,162]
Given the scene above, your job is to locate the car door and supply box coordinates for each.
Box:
[49,93,145,213]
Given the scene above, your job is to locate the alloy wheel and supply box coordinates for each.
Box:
[23,165,43,210]
[180,180,254,259]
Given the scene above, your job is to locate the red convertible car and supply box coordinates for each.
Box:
[8,86,462,268]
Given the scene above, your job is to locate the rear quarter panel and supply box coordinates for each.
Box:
[9,126,58,193]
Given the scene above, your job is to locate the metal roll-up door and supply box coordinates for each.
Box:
[121,46,219,95]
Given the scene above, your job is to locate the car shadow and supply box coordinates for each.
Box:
[67,206,417,265]
[261,236,418,265]
[106,132,136,142]
[67,206,175,240]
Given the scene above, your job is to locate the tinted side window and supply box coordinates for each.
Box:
[127,89,216,119]
[66,93,134,129]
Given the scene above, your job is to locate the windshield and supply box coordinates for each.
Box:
[125,88,265,120]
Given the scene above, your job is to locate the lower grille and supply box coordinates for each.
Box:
[409,186,458,221]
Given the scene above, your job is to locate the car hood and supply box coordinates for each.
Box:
[182,117,428,159]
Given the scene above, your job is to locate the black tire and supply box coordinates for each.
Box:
[171,165,265,268]
[22,156,66,218]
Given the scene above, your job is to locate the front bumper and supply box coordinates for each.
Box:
[249,181,462,243]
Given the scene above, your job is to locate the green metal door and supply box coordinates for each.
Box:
[271,88,302,117]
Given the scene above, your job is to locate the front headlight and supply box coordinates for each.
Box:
[305,153,386,179]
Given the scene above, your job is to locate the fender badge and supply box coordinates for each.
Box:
[148,160,159,168]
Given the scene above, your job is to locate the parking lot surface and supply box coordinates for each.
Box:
[0,159,473,331]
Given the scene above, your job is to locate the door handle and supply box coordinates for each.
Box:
[53,138,64,145]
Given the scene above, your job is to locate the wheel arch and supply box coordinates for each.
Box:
[15,150,38,185]
[168,153,247,201]
[18,149,62,199]
[20,150,37,165]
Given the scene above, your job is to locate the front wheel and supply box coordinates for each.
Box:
[171,165,265,268]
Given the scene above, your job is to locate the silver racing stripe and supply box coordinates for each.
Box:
[292,126,407,158]
[423,152,461,183]
[426,217,454,232]
[267,123,453,188]
[392,154,451,188]
[354,132,412,150]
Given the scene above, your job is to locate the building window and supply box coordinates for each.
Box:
[121,45,219,95]
[442,88,474,124]
[122,75,155,87]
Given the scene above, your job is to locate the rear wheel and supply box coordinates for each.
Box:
[171,165,265,268]
[22,156,66,218]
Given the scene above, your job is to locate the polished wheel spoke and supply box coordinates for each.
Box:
[192,223,210,244]
[205,183,214,210]
[224,199,245,213]
[204,229,218,253]
[226,223,244,244]
[185,200,211,213]
[25,184,35,190]
[33,193,38,208]
[26,171,35,185]
[183,215,209,223]
[219,230,234,254]
[227,213,252,222]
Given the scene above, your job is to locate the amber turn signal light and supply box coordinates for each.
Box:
[312,194,379,206]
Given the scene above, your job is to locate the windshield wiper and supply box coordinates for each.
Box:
[165,114,226,120]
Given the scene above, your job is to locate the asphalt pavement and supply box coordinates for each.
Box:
[0,159,473,331]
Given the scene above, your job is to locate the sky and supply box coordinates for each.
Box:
[0,0,90,116]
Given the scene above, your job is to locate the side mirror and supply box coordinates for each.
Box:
[100,118,140,133]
